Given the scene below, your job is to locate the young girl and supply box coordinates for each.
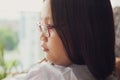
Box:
[25,0,118,80]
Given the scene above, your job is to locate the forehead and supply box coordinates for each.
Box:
[40,0,51,19]
[40,0,52,23]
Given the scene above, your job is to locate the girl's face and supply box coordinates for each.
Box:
[39,0,71,66]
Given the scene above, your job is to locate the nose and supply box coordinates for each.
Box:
[40,32,48,42]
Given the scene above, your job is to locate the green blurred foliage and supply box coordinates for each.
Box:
[0,27,18,51]
[0,44,19,80]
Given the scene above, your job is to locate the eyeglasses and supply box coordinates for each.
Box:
[38,23,54,37]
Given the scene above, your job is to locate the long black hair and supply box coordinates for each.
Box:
[50,0,115,79]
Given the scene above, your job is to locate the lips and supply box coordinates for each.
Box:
[40,42,49,52]
[41,47,49,52]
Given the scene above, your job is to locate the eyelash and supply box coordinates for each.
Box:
[39,24,54,32]
[47,25,54,29]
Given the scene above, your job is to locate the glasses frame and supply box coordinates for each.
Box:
[38,23,54,37]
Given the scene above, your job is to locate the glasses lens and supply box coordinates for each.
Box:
[40,25,49,37]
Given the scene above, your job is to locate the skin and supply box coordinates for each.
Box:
[40,0,72,66]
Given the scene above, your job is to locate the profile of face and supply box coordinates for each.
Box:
[39,0,71,66]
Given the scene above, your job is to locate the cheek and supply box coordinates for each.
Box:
[46,33,67,62]
[49,38,64,53]
[48,31,65,54]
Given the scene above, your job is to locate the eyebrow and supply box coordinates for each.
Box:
[40,16,52,20]
[40,17,52,24]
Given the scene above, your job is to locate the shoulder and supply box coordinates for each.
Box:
[70,64,120,80]
[69,64,96,80]
[25,62,65,80]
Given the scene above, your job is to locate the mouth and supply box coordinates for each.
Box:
[40,42,49,52]
[41,47,49,52]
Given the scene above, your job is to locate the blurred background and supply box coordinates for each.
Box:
[0,0,44,79]
[0,0,120,79]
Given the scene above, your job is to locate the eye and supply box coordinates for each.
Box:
[47,24,54,29]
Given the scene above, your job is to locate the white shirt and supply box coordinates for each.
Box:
[24,62,118,80]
